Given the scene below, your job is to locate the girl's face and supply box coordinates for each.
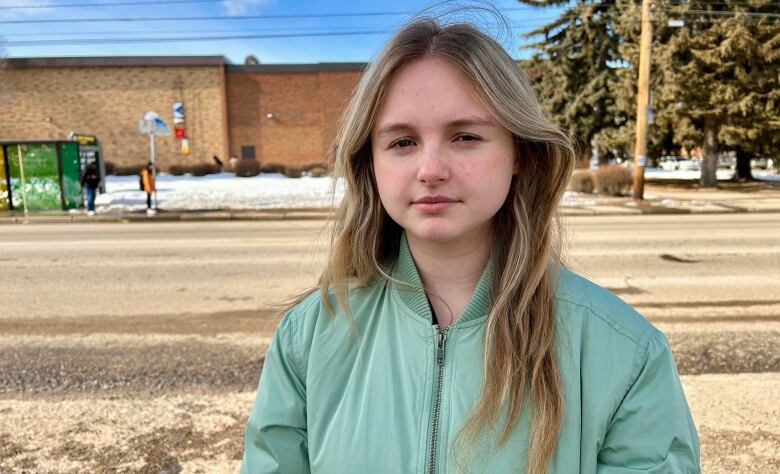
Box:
[371,57,517,246]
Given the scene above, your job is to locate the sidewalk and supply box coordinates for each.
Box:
[2,185,780,224]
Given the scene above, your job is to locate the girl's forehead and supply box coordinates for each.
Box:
[374,57,494,129]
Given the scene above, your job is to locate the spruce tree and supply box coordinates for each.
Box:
[520,0,621,166]
[612,0,780,186]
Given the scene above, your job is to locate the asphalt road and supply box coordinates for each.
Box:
[1,214,778,472]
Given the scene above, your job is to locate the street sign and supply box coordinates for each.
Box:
[138,111,171,136]
[173,102,185,124]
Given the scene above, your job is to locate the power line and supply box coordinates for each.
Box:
[0,7,538,24]
[0,24,559,39]
[666,0,780,3]
[1,21,567,47]
[0,0,232,9]
[656,8,780,18]
[0,17,562,38]
[1,0,773,12]
[3,5,772,27]
[2,30,396,47]
[1,25,371,37]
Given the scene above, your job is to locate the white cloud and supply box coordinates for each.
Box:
[221,0,272,16]
[0,0,56,18]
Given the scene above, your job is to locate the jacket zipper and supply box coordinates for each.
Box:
[427,327,448,474]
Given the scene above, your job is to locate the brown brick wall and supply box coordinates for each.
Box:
[226,70,361,168]
[0,66,228,169]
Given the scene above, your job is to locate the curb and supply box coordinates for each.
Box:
[0,210,333,224]
[1,203,779,224]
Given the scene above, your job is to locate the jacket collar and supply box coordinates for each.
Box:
[391,231,497,325]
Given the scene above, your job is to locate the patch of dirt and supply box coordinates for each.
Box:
[0,309,282,336]
[0,343,265,396]
[699,426,780,474]
[36,417,246,474]
[669,331,780,374]
[0,438,28,462]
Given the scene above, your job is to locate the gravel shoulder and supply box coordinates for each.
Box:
[2,374,777,473]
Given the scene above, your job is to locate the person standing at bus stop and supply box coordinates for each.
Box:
[80,162,100,216]
[140,162,156,216]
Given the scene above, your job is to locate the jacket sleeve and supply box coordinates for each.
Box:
[597,330,701,473]
[241,313,310,474]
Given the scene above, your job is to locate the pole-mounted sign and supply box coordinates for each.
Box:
[138,111,170,210]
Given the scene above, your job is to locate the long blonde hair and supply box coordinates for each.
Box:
[283,18,575,474]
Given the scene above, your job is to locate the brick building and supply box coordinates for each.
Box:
[0,56,365,170]
[226,63,363,168]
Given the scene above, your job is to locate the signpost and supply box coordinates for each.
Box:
[138,111,171,211]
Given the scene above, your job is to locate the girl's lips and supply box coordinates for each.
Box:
[411,201,460,213]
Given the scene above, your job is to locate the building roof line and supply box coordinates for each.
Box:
[227,62,368,73]
[3,55,230,68]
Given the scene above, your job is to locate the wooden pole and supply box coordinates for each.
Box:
[632,0,653,200]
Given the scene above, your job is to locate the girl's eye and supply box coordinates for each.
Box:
[455,134,480,142]
[390,138,415,149]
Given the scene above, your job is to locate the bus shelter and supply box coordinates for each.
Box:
[0,141,85,212]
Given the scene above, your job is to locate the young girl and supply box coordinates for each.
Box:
[241,19,700,474]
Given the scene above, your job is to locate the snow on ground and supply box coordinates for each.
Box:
[644,167,736,181]
[643,166,780,182]
[92,168,779,213]
[96,173,346,213]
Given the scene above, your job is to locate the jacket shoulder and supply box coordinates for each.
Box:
[282,281,383,326]
[554,266,658,346]
[275,281,387,371]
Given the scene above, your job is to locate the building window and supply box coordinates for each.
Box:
[241,145,256,160]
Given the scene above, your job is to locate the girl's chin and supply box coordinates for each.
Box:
[404,224,468,244]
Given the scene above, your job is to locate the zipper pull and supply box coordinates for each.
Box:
[436,330,447,365]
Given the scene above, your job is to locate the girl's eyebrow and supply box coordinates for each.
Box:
[374,116,496,137]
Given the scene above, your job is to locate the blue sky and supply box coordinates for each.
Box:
[0,0,565,63]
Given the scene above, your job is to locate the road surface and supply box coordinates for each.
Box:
[1,214,778,472]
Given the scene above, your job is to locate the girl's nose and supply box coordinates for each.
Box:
[416,145,450,185]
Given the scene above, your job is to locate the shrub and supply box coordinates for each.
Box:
[260,163,286,174]
[235,159,261,177]
[594,164,632,196]
[168,165,189,176]
[103,161,116,175]
[191,163,219,176]
[113,164,141,176]
[308,166,328,177]
[283,166,303,178]
[568,169,595,194]
[301,162,328,172]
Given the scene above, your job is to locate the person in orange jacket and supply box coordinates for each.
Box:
[140,162,156,215]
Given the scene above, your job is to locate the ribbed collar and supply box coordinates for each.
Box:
[390,231,497,325]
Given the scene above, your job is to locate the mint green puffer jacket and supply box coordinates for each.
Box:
[241,233,700,473]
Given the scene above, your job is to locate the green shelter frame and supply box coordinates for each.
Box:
[0,140,103,212]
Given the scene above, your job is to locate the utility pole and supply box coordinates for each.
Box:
[632,0,653,200]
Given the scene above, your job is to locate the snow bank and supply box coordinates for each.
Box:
[92,168,778,213]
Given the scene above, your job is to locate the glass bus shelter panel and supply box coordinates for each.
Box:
[0,147,9,211]
[59,142,83,210]
[7,143,63,211]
